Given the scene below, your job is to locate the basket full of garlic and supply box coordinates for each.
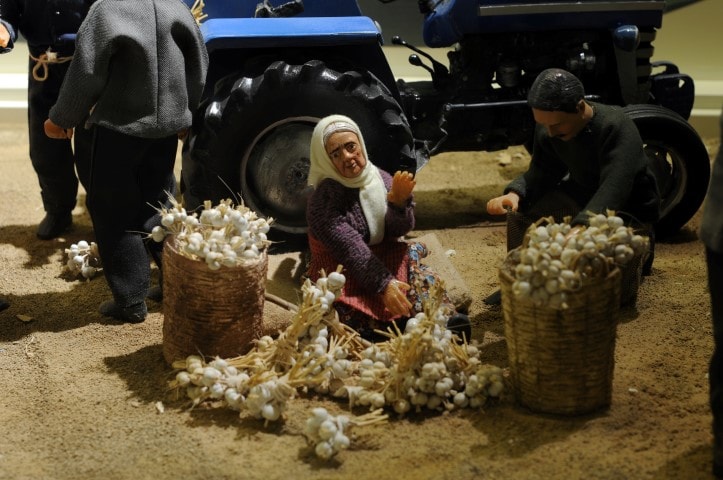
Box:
[499,212,648,416]
[152,197,273,365]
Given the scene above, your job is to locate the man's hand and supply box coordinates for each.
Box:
[387,171,416,208]
[486,192,520,215]
[382,279,412,317]
[44,119,73,139]
[0,24,10,49]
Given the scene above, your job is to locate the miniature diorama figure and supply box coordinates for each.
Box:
[43,0,208,322]
[703,107,723,478]
[306,114,471,341]
[484,68,661,304]
[0,0,96,239]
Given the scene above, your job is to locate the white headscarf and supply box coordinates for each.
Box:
[308,115,387,245]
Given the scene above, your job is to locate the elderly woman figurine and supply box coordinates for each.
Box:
[306,114,470,341]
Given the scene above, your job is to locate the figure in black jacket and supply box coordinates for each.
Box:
[0,0,95,239]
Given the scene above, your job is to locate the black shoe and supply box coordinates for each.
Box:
[147,285,163,302]
[99,300,147,323]
[483,289,502,306]
[715,462,723,479]
[37,213,72,240]
[447,313,472,342]
[0,297,9,312]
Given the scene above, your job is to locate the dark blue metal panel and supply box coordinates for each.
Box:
[182,0,364,19]
[200,16,381,52]
[423,0,665,47]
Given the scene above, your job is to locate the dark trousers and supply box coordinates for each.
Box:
[27,57,90,213]
[708,248,723,444]
[87,126,177,307]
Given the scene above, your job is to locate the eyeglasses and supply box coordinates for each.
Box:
[327,141,360,162]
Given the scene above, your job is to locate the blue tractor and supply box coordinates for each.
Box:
[181,0,709,238]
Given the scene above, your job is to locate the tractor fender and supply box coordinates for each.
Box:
[200,16,381,53]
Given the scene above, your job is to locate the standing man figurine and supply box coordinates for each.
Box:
[43,0,208,322]
[702,107,723,478]
[484,68,661,304]
[0,0,95,239]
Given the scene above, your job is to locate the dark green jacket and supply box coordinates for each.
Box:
[505,102,660,226]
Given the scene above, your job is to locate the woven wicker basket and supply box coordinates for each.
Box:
[500,264,622,415]
[161,238,267,365]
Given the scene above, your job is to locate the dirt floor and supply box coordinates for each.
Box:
[0,121,719,480]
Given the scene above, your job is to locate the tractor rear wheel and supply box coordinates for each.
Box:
[624,104,711,238]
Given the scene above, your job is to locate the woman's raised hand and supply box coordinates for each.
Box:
[387,171,416,207]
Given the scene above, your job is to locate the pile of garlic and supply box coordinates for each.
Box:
[331,299,504,415]
[505,211,649,308]
[64,240,102,279]
[168,269,503,461]
[151,196,272,269]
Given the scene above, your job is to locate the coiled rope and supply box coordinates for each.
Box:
[29,49,72,82]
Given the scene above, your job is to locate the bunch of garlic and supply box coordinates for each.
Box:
[506,212,649,308]
[303,408,352,460]
[171,355,249,409]
[302,407,389,460]
[332,285,504,415]
[151,197,272,269]
[171,352,320,425]
[64,240,102,279]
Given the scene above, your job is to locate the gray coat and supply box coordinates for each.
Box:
[701,108,723,253]
[49,0,208,138]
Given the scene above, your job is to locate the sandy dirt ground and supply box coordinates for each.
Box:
[0,121,719,480]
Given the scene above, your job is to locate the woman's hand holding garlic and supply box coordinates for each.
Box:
[387,171,416,208]
[382,279,412,317]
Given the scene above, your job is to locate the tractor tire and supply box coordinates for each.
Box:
[623,104,711,239]
[183,60,415,234]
